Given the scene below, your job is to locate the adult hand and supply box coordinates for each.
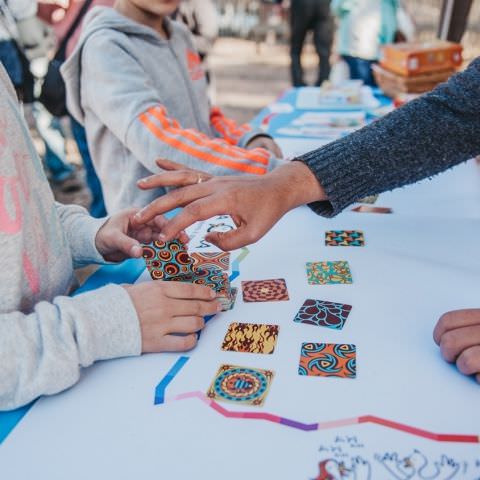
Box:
[246,135,284,158]
[95,207,188,262]
[433,309,480,383]
[134,159,326,251]
[124,282,220,353]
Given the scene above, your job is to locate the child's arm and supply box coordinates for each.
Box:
[0,284,141,411]
[73,36,282,177]
[55,203,187,266]
[209,107,280,154]
[55,203,108,267]
[0,280,220,410]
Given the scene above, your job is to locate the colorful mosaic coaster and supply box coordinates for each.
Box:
[306,261,352,285]
[299,343,356,378]
[241,278,289,302]
[190,252,230,272]
[325,230,365,247]
[142,240,193,280]
[222,322,279,354]
[294,299,352,330]
[207,364,274,406]
[169,267,232,310]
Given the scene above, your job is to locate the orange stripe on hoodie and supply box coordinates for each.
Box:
[139,112,267,175]
[148,107,269,166]
[210,107,252,144]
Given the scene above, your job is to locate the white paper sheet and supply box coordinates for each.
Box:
[296,85,380,111]
[1,165,480,480]
[276,137,332,159]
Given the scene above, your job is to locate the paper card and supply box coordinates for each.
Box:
[306,261,353,285]
[268,102,294,114]
[221,322,279,354]
[291,111,366,128]
[276,126,342,141]
[190,252,230,272]
[351,205,393,214]
[325,230,365,247]
[294,299,352,330]
[241,278,289,302]
[186,215,237,253]
[142,240,193,280]
[298,343,356,378]
[206,364,274,406]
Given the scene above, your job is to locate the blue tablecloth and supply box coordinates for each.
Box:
[250,87,391,136]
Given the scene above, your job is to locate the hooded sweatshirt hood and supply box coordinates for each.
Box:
[63,6,176,123]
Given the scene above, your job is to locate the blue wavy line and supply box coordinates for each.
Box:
[154,356,190,405]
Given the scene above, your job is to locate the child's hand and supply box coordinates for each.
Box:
[246,136,283,158]
[433,309,480,383]
[96,208,188,262]
[124,281,220,352]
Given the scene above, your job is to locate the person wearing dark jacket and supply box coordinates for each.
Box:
[289,0,333,86]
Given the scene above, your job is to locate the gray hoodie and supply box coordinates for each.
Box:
[0,65,140,410]
[62,7,280,213]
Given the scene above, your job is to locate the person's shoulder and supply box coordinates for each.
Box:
[82,27,133,58]
[81,7,140,51]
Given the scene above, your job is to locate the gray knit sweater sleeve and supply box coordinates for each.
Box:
[297,57,480,217]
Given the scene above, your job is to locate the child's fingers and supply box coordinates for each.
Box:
[158,281,217,300]
[433,309,480,345]
[456,345,480,376]
[439,325,480,362]
[165,297,220,317]
[144,333,198,353]
[114,232,142,257]
[152,215,168,230]
[169,316,206,334]
[178,230,190,244]
[132,226,153,244]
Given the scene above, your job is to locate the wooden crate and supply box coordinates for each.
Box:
[380,41,462,76]
[372,64,455,98]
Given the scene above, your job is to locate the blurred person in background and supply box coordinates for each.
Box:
[331,0,401,86]
[0,0,36,99]
[289,0,333,87]
[39,0,113,216]
[1,0,81,191]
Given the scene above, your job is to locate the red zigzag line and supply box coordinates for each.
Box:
[166,391,479,444]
